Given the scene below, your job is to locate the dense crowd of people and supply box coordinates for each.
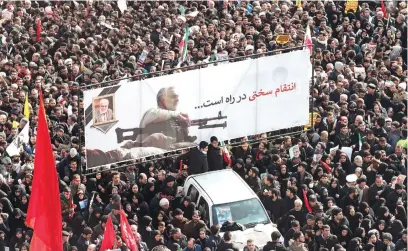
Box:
[0,0,406,251]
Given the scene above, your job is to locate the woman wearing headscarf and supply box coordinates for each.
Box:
[376,206,393,227]
[388,220,404,243]
[9,186,24,209]
[18,194,29,214]
[359,202,375,219]
[142,182,156,205]
[9,229,25,251]
[347,237,362,251]
[360,219,372,236]
[345,206,361,232]
[328,178,342,205]
[354,227,367,244]
[395,205,407,227]
[338,225,353,248]
[139,215,155,250]
[9,209,26,238]
[130,193,149,219]
[126,184,141,203]
[372,220,386,239]
[364,243,375,251]
[87,207,103,229]
[366,231,385,251]
[339,152,353,175]
[124,202,137,222]
[73,189,89,219]
[333,163,347,186]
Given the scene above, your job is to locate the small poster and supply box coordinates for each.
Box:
[79,199,88,210]
[289,145,301,160]
[330,145,339,154]
[354,67,366,79]
[216,206,232,225]
[342,147,353,160]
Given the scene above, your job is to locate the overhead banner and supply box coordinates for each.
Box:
[84,50,310,168]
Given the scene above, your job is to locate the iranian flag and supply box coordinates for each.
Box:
[304,25,313,55]
[179,26,189,61]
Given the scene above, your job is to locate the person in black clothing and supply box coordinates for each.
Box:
[263,231,287,251]
[207,136,223,172]
[246,167,261,194]
[232,158,246,179]
[184,141,209,176]
[314,225,339,251]
[340,187,360,210]
[76,227,92,251]
[364,84,377,111]
[263,188,286,223]
[216,231,239,251]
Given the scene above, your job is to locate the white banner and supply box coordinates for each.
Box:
[84,51,310,168]
[6,121,29,157]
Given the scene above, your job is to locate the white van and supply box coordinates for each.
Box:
[183,169,283,249]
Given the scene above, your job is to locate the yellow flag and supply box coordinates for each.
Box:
[12,121,19,128]
[296,0,302,7]
[24,94,30,119]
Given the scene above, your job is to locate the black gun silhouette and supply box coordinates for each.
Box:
[115,111,227,143]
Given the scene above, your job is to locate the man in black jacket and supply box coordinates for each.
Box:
[207,136,223,171]
[216,231,239,251]
[313,225,339,251]
[186,141,209,175]
[263,231,287,251]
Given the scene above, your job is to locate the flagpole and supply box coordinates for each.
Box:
[311,46,315,128]
[78,94,83,176]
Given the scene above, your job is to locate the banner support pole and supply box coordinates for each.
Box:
[311,46,315,128]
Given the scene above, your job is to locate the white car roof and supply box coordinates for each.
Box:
[187,169,257,205]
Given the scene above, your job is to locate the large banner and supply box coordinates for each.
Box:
[84,50,310,168]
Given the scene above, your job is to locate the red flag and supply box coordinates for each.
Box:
[69,199,75,220]
[25,92,62,251]
[36,19,41,42]
[100,215,116,251]
[302,189,312,213]
[380,0,387,18]
[120,210,138,251]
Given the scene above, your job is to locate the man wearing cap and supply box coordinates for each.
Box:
[104,193,121,215]
[62,230,71,251]
[365,83,378,110]
[52,126,71,149]
[60,187,73,221]
[170,208,188,230]
[339,174,357,199]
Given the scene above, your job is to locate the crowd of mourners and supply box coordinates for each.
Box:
[0,0,406,251]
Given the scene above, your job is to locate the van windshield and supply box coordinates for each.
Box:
[212,198,270,227]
